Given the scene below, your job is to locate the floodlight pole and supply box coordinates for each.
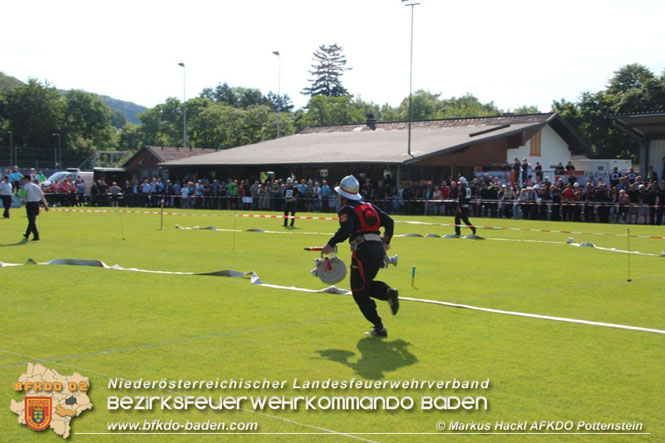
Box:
[404,1,420,157]
[178,62,187,149]
[273,51,281,138]
[7,130,13,166]
[51,133,61,168]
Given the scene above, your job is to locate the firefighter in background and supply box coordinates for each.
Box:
[455,177,476,236]
[283,177,300,228]
[321,175,398,337]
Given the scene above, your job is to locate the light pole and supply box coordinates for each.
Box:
[51,133,61,168]
[178,62,187,149]
[403,0,420,157]
[7,130,13,166]
[272,51,281,137]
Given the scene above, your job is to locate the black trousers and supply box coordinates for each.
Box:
[283,201,296,226]
[2,195,11,218]
[25,202,40,239]
[455,207,476,235]
[350,241,391,330]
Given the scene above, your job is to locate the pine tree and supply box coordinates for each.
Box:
[302,44,351,97]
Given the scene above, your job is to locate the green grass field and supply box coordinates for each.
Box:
[1,207,664,442]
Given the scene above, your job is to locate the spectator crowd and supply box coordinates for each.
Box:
[5,158,665,226]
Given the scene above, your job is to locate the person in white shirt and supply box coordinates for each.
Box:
[1,175,13,218]
[21,175,49,241]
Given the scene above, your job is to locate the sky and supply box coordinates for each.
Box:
[2,0,664,112]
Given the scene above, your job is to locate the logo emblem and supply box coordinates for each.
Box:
[25,397,52,431]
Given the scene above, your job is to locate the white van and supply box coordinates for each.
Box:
[42,169,94,196]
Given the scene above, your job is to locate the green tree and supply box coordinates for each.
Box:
[1,79,64,148]
[194,103,243,148]
[266,92,294,113]
[117,123,143,151]
[234,87,269,109]
[63,89,113,150]
[553,64,665,161]
[182,97,212,148]
[297,95,365,128]
[302,44,350,97]
[511,105,541,114]
[110,110,128,129]
[607,63,655,95]
[200,83,276,109]
[201,82,237,106]
[137,97,183,146]
[397,90,440,120]
[378,103,400,121]
[393,91,500,120]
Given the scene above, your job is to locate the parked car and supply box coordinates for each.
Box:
[42,169,94,196]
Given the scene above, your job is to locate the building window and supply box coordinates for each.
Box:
[530,130,542,157]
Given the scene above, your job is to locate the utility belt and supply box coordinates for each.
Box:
[350,233,382,250]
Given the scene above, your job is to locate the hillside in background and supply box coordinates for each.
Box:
[0,71,23,90]
[0,71,146,124]
[96,94,145,124]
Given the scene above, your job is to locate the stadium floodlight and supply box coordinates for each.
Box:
[7,130,13,166]
[51,133,61,168]
[272,51,281,137]
[178,62,187,149]
[402,0,420,157]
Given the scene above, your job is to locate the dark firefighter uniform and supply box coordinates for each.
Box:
[455,180,476,236]
[326,199,398,335]
[283,182,300,227]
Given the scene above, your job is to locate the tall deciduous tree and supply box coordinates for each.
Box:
[64,89,113,150]
[137,97,183,147]
[1,79,64,148]
[302,44,351,97]
[553,64,665,160]
[297,95,365,128]
[393,91,500,120]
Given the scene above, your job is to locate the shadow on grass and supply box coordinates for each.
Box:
[0,239,30,247]
[316,338,417,380]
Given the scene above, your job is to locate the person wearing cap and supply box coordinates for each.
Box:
[321,175,398,338]
[21,175,49,241]
[454,177,476,236]
[282,177,301,228]
[1,175,13,218]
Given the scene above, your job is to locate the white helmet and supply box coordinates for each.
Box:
[335,175,362,200]
[286,177,293,184]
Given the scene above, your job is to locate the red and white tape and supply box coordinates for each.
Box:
[48,208,665,241]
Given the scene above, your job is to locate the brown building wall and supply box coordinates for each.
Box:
[124,149,160,170]
[416,138,511,167]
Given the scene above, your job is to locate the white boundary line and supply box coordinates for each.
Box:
[398,297,665,335]
[2,259,664,335]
